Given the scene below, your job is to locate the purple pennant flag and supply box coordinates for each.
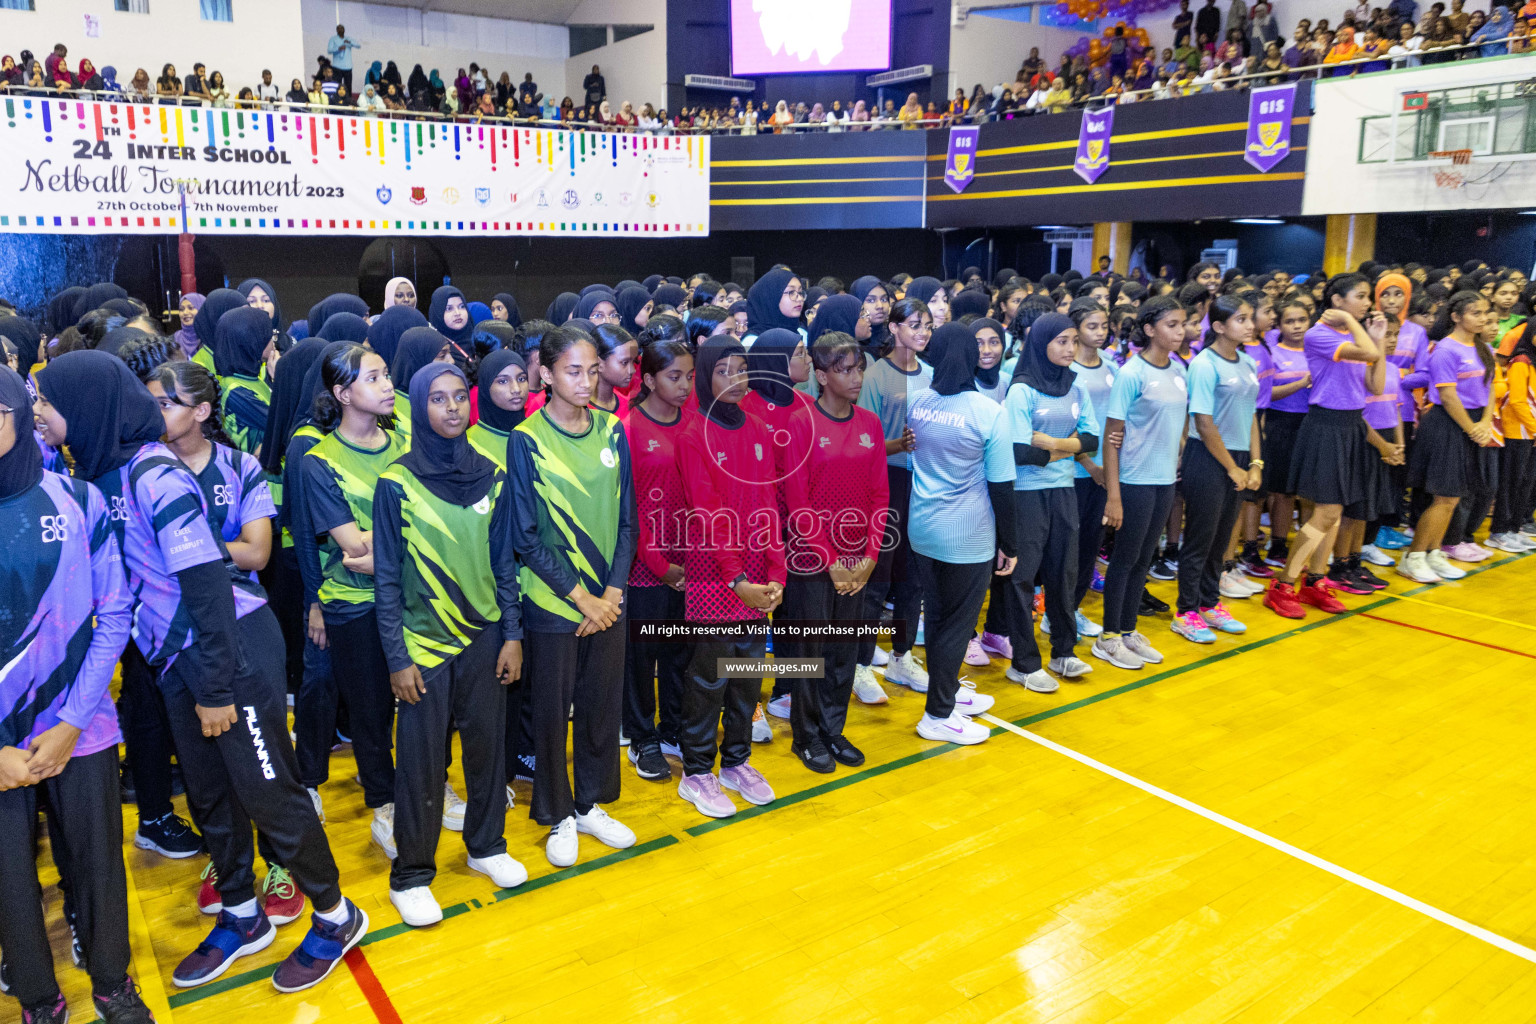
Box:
[944,125,980,193]
[1245,83,1297,173]
[1073,107,1114,184]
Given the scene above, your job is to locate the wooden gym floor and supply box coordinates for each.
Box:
[23,549,1536,1024]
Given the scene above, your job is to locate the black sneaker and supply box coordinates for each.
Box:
[134,812,203,859]
[1350,559,1389,591]
[792,741,835,774]
[120,760,136,805]
[1139,590,1170,614]
[627,745,670,781]
[94,976,156,1023]
[827,736,866,768]
[1148,557,1177,581]
[1265,541,1290,568]
[21,994,68,1024]
[513,754,535,783]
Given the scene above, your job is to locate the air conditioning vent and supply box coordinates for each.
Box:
[684,74,756,93]
[866,65,934,87]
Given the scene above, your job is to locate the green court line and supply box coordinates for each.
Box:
[165,551,1528,1008]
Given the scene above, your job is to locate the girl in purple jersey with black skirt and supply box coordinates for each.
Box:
[1260,297,1314,567]
[1264,274,1387,619]
[1399,291,1500,583]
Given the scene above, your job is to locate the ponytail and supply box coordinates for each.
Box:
[312,342,370,433]
[1203,293,1253,347]
[1430,289,1495,385]
[147,359,239,449]
[636,339,692,401]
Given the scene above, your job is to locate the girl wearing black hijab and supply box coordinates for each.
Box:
[615,285,654,335]
[545,291,580,325]
[427,286,475,363]
[673,336,784,819]
[317,312,370,344]
[651,284,687,316]
[373,363,526,927]
[389,326,455,437]
[237,278,287,345]
[193,287,247,364]
[1003,313,1099,692]
[365,303,429,372]
[0,364,159,1023]
[468,348,528,468]
[743,268,807,346]
[574,289,619,325]
[306,294,370,340]
[490,292,522,328]
[849,276,892,360]
[904,324,1017,745]
[214,305,277,456]
[905,276,951,329]
[740,326,814,439]
[33,351,367,993]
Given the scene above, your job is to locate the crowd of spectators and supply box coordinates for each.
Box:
[2,2,1529,133]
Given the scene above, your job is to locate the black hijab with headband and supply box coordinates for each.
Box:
[574,289,618,321]
[651,284,687,312]
[213,306,273,378]
[925,323,980,397]
[615,286,652,334]
[236,277,284,333]
[642,274,664,292]
[970,318,1006,389]
[904,277,946,308]
[318,312,370,344]
[366,305,428,369]
[306,294,370,339]
[745,267,802,337]
[193,288,247,356]
[261,338,329,474]
[1011,312,1076,397]
[395,363,494,506]
[427,285,475,349]
[545,292,579,324]
[34,350,165,482]
[0,365,43,500]
[745,328,801,407]
[475,348,527,433]
[695,335,747,428]
[73,282,128,323]
[806,293,861,346]
[849,276,891,357]
[951,290,991,321]
[492,292,522,329]
[392,326,451,385]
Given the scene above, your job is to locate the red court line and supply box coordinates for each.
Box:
[344,947,404,1024]
[1359,613,1536,660]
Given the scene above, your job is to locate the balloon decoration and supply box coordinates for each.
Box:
[1050,0,1185,62]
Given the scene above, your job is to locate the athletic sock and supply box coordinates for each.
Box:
[225,898,258,918]
[315,900,351,925]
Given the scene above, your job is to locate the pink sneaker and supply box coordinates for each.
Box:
[1444,542,1488,563]
[678,773,736,818]
[979,631,1013,659]
[964,635,990,666]
[720,762,775,806]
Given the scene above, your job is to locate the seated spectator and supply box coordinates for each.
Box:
[0,55,17,88]
[208,70,230,107]
[286,78,307,104]
[1472,3,1513,56]
[130,67,154,99]
[1174,38,1201,69]
[495,71,513,108]
[384,82,406,110]
[1512,18,1533,52]
[1043,76,1072,112]
[594,99,615,126]
[558,96,575,121]
[51,59,75,91]
[360,83,388,112]
[307,77,328,108]
[615,100,638,129]
[850,99,870,129]
[184,62,213,104]
[334,82,355,107]
[235,86,257,109]
[1284,24,1313,68]
[156,63,181,103]
[1260,39,1289,78]
[1389,21,1424,64]
[769,99,793,132]
[1217,28,1245,64]
[98,65,121,94]
[1324,25,1361,71]
[1357,26,1392,70]
[77,59,103,92]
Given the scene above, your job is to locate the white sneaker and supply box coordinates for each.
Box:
[441,783,467,832]
[1220,569,1255,599]
[389,886,442,927]
[1091,634,1144,670]
[619,731,630,748]
[916,712,989,745]
[751,703,772,743]
[1397,550,1442,584]
[467,852,527,889]
[1074,610,1103,638]
[884,651,929,692]
[951,681,995,716]
[1048,656,1094,678]
[964,635,991,666]
[546,816,579,868]
[852,665,889,705]
[1006,667,1059,693]
[1359,544,1396,566]
[574,805,635,849]
[1426,549,1467,580]
[765,693,792,719]
[505,784,516,810]
[1122,631,1164,664]
[308,787,324,823]
[870,647,890,667]
[1488,532,1534,553]
[371,803,397,860]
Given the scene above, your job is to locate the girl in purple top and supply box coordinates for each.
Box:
[1352,319,1408,583]
[32,350,368,996]
[1265,274,1386,619]
[1236,295,1278,576]
[1402,291,1499,583]
[0,364,159,1023]
[1261,298,1315,567]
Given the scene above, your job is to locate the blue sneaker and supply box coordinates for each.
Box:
[1089,570,1105,593]
[1199,603,1248,635]
[1171,610,1217,643]
[1375,527,1410,550]
[173,909,274,987]
[1074,610,1103,637]
[271,899,369,993]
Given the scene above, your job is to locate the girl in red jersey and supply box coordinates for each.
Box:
[675,337,785,819]
[623,340,698,782]
[778,332,889,773]
[588,323,638,420]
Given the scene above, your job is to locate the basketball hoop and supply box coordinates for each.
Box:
[1427,149,1474,189]
[1429,149,1474,165]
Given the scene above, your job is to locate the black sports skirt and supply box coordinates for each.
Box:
[1408,404,1496,498]
[1361,442,1399,522]
[1288,406,1370,512]
[1263,409,1306,496]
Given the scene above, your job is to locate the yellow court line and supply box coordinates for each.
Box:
[124,854,175,1023]
[928,170,1305,201]
[710,195,921,206]
[1390,591,1536,631]
[711,155,925,167]
[713,175,925,185]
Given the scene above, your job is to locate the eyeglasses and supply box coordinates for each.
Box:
[590,310,620,323]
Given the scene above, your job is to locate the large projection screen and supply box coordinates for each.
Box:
[729,0,893,76]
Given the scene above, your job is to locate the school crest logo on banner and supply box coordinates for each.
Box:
[1245,83,1296,172]
[409,186,426,205]
[376,185,392,205]
[1073,108,1114,184]
[475,187,490,205]
[944,126,980,193]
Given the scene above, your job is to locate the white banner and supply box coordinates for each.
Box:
[1301,54,1536,216]
[2,97,710,237]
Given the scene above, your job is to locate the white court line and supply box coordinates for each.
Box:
[979,713,1536,965]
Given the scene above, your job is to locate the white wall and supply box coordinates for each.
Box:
[0,0,304,95]
[299,0,567,97]
[562,0,666,110]
[949,10,1086,95]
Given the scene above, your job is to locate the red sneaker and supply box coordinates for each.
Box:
[197,861,221,915]
[1263,579,1305,619]
[261,866,307,926]
[1298,575,1347,614]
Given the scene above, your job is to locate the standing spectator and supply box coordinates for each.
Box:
[256,69,281,105]
[1109,26,1131,79]
[1021,47,1046,82]
[1446,0,1469,36]
[455,68,474,111]
[327,25,361,94]
[1174,0,1195,45]
[44,43,67,84]
[1227,0,1251,53]
[583,64,606,108]
[1249,1,1282,54]
[518,73,541,116]
[1196,0,1224,51]
[1389,0,1419,25]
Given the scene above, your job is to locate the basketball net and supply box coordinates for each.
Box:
[1429,149,1474,189]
